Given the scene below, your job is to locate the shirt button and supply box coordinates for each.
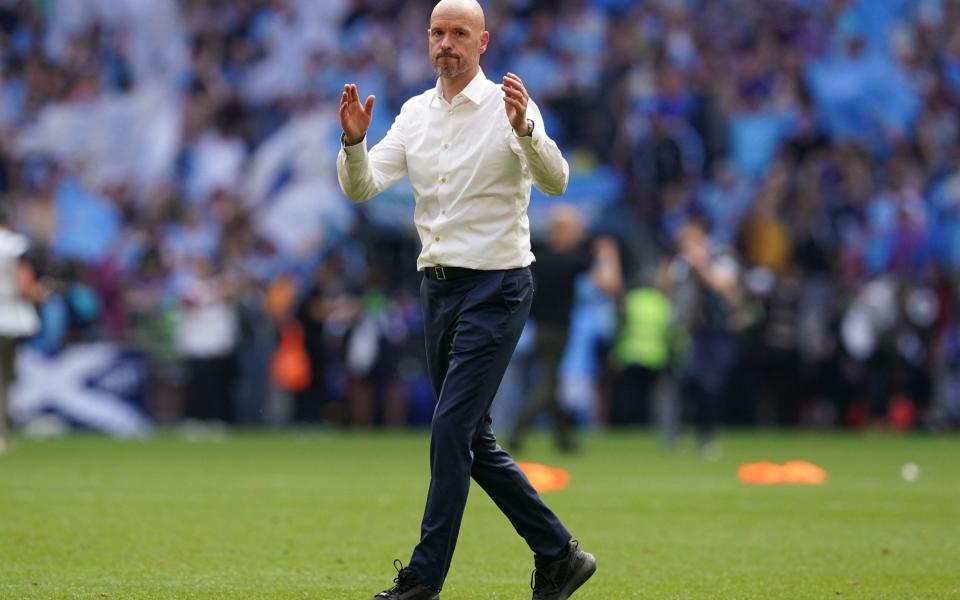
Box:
[440,176,447,183]
[443,143,449,149]
[447,110,453,116]
[435,236,440,242]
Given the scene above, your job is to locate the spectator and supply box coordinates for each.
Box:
[508,205,621,453]
[0,206,41,453]
[669,217,748,456]
[609,262,674,430]
[173,256,238,425]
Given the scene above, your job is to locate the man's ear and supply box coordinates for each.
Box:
[479,30,489,54]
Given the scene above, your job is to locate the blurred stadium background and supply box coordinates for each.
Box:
[4,0,960,438]
[1,0,960,598]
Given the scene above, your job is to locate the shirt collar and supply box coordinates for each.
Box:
[432,68,490,106]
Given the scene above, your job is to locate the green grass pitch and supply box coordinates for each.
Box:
[0,431,958,599]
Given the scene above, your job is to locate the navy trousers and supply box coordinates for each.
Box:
[408,267,571,590]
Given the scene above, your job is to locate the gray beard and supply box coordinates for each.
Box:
[433,60,470,79]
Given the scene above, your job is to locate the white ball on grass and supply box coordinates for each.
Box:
[900,462,919,483]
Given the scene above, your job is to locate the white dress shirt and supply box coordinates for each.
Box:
[0,228,39,338]
[337,68,569,271]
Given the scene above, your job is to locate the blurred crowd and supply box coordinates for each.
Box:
[1,0,960,434]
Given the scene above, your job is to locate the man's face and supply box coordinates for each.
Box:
[428,4,488,80]
[678,222,709,257]
[550,209,584,251]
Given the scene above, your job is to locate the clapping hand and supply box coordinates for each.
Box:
[502,73,532,136]
[339,84,375,146]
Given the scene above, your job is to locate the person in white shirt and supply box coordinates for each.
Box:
[0,209,42,455]
[337,1,595,598]
[173,257,238,425]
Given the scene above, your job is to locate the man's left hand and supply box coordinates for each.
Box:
[502,72,532,136]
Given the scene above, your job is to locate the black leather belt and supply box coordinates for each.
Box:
[422,265,484,281]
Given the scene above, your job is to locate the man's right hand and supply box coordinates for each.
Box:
[339,84,375,146]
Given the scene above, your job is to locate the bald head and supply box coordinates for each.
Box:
[431,0,485,30]
[428,0,489,83]
[549,205,586,250]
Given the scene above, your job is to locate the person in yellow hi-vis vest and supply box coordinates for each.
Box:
[610,274,675,432]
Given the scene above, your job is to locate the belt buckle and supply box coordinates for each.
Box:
[434,266,446,281]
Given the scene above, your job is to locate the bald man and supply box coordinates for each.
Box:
[338,1,595,598]
[509,206,622,454]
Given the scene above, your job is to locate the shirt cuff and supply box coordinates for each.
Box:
[342,135,368,161]
[514,119,544,151]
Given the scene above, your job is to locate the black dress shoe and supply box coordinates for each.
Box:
[373,560,440,600]
[531,540,596,600]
